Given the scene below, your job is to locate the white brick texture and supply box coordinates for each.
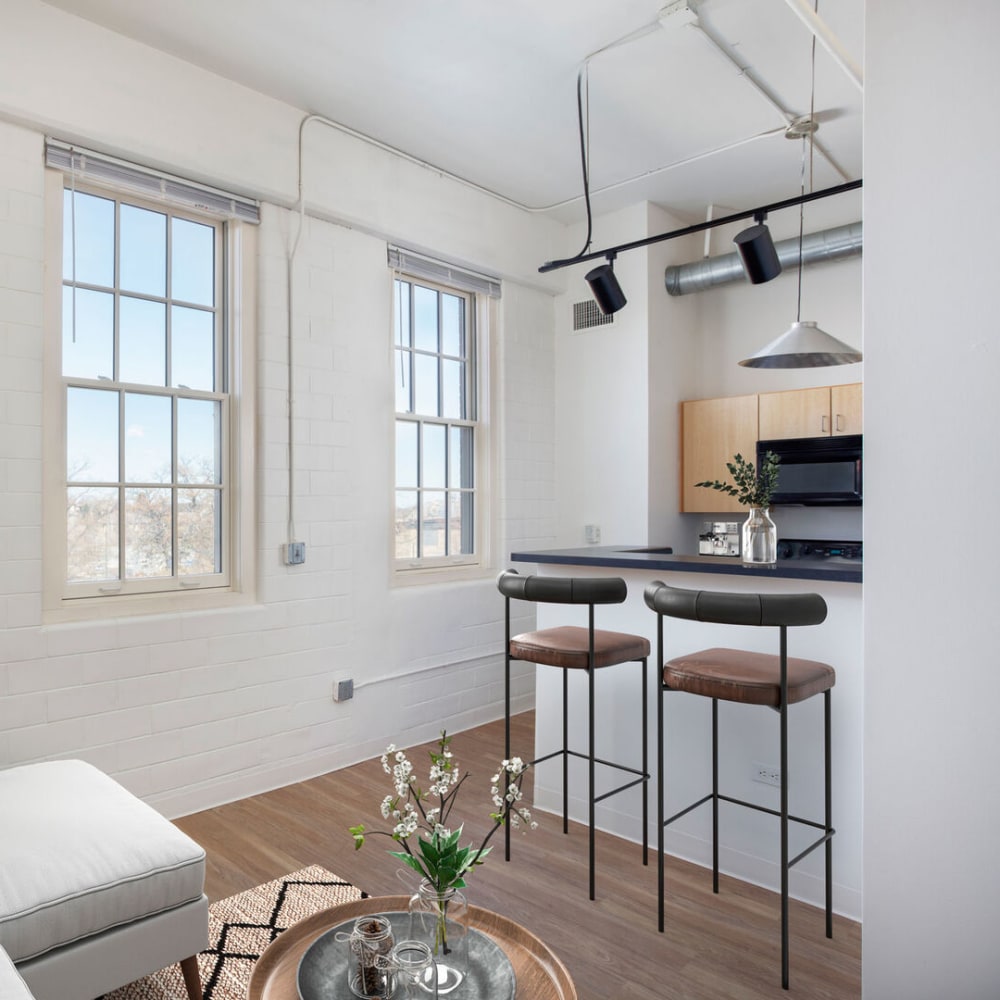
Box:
[0,120,551,817]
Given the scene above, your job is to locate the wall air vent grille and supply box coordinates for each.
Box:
[573,299,614,331]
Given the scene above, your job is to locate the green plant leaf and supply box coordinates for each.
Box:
[390,851,429,879]
[694,451,780,508]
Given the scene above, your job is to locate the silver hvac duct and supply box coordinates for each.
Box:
[664,221,862,296]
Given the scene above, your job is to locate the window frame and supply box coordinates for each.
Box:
[391,270,493,579]
[42,168,257,621]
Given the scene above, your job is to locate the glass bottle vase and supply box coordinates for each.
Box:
[407,880,468,995]
[742,506,777,565]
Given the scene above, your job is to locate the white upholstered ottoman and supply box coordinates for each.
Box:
[0,760,208,1000]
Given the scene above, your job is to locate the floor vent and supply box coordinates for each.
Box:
[573,299,614,331]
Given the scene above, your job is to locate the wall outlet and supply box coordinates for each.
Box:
[585,523,601,544]
[334,678,354,702]
[284,541,306,565]
[753,761,781,787]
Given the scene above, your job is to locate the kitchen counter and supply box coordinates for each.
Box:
[509,545,862,583]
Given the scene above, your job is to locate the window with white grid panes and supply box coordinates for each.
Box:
[60,185,229,597]
[393,276,478,566]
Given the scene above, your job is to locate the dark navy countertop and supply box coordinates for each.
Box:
[509,545,862,584]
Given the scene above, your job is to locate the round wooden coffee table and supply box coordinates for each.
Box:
[247,894,576,1000]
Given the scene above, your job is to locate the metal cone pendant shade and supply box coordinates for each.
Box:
[739,320,862,369]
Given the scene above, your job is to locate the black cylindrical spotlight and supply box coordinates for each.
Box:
[734,223,782,284]
[585,262,627,315]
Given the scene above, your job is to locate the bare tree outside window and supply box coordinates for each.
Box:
[61,187,227,596]
[393,276,477,566]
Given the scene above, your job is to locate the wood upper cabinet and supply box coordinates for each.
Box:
[680,394,759,513]
[831,382,863,435]
[758,383,862,440]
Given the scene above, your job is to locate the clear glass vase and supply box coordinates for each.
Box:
[407,880,468,994]
[742,506,777,565]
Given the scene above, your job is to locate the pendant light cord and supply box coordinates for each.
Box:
[574,66,594,258]
[796,1,820,323]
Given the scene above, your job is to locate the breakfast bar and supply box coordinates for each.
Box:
[507,545,863,922]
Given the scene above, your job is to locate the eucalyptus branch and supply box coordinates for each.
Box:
[695,451,780,508]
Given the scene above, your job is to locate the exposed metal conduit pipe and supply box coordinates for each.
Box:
[688,16,849,182]
[782,0,864,92]
[664,221,862,296]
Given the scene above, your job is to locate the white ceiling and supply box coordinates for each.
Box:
[41,0,864,226]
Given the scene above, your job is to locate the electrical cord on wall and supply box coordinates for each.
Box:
[284,115,314,550]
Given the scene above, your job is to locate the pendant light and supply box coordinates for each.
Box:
[740,4,861,369]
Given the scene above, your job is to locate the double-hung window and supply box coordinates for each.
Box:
[392,258,492,571]
[44,143,257,615]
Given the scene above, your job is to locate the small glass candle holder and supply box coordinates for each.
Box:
[390,939,438,999]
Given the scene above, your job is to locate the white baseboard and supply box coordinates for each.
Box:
[151,655,534,820]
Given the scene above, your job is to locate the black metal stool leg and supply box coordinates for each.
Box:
[504,597,512,864]
[825,688,833,939]
[780,627,790,991]
[642,656,648,866]
[712,698,719,894]
[562,666,569,834]
[657,620,665,933]
[588,606,596,901]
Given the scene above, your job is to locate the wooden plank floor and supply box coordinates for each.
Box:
[175,713,861,999]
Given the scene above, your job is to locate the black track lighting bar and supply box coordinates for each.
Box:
[539,178,863,273]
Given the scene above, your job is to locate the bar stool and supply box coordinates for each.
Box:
[643,581,835,990]
[497,569,650,900]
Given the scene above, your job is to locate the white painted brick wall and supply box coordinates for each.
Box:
[0,117,553,818]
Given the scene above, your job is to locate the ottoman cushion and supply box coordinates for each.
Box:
[0,761,205,964]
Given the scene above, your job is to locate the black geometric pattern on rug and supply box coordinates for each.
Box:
[200,874,368,999]
[99,865,367,1000]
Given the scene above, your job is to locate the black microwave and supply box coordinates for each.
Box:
[757,434,863,506]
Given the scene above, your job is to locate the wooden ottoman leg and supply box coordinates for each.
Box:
[180,955,202,1000]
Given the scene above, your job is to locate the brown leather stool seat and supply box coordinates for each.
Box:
[645,581,836,991]
[498,570,651,901]
[663,647,835,706]
[510,626,651,670]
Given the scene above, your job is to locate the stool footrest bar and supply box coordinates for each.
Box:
[788,831,835,870]
[663,794,714,828]
[535,748,646,779]
[594,774,649,804]
[662,791,834,840]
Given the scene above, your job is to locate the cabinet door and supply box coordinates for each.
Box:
[831,382,863,435]
[680,394,759,513]
[758,386,832,439]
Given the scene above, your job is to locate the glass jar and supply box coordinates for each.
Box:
[407,880,468,994]
[389,939,437,999]
[343,915,394,999]
[742,506,777,565]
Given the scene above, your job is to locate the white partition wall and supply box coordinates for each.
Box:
[863,2,1000,996]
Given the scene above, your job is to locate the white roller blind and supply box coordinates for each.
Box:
[45,139,260,224]
[388,246,501,298]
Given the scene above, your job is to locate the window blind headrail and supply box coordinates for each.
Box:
[45,139,260,224]
[388,246,501,298]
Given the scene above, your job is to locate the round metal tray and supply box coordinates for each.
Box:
[296,910,515,999]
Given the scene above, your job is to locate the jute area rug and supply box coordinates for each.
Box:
[101,865,365,1000]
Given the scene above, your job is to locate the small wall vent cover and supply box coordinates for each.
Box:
[573,299,614,331]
